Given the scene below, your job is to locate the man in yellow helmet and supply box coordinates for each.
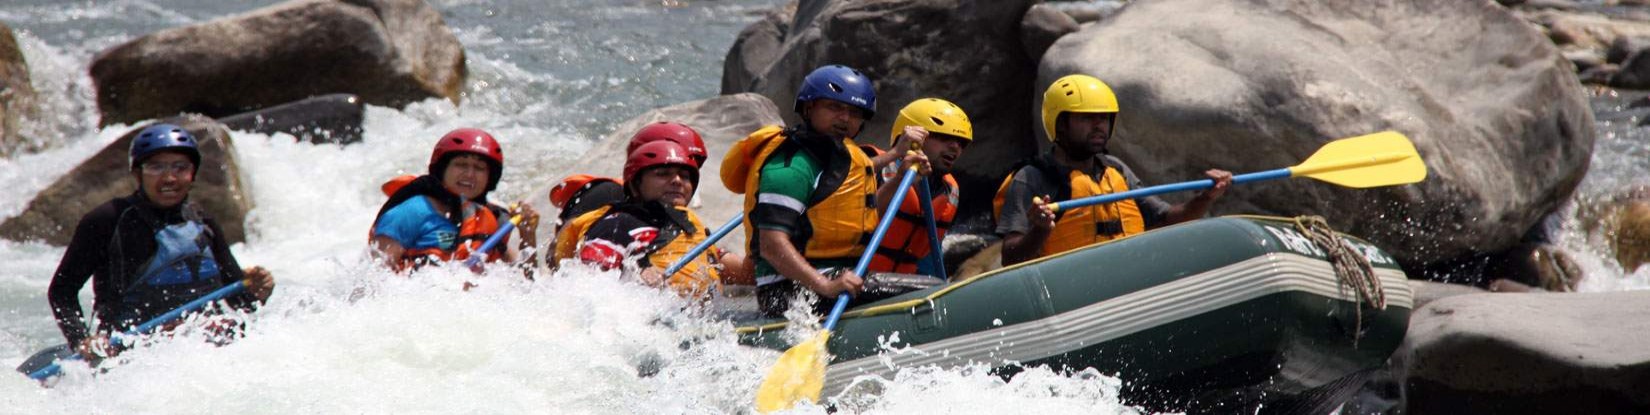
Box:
[994,74,1233,266]
[866,98,971,278]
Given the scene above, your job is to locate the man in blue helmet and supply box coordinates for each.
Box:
[47,123,277,359]
[721,65,928,317]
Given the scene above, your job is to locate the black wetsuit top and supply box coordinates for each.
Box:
[46,193,255,346]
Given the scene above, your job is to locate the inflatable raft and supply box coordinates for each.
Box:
[736,216,1413,414]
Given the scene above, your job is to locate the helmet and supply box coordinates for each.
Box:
[627,121,707,167]
[549,174,621,209]
[429,128,505,192]
[1041,74,1119,142]
[623,141,699,191]
[890,98,973,146]
[129,123,201,170]
[795,65,877,120]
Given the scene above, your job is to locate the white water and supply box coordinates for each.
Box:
[0,1,1152,413]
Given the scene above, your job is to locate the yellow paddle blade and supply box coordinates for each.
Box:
[754,332,832,413]
[1290,131,1427,188]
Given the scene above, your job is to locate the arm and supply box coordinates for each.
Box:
[995,170,1055,266]
[205,218,273,307]
[1158,169,1233,226]
[48,212,110,347]
[370,235,407,271]
[507,203,541,279]
[758,228,861,298]
[868,126,927,171]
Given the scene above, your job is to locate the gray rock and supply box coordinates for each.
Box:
[91,0,465,126]
[1564,49,1606,71]
[217,93,365,145]
[1611,47,1650,88]
[0,21,36,157]
[0,115,252,245]
[1402,291,1650,414]
[543,93,786,250]
[724,0,1040,222]
[1020,3,1080,64]
[1606,35,1650,64]
[720,2,796,95]
[1581,63,1620,84]
[1040,0,1594,268]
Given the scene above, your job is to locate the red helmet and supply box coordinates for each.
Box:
[623,141,699,189]
[626,121,706,167]
[429,128,505,192]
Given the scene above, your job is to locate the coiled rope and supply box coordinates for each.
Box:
[1293,215,1385,342]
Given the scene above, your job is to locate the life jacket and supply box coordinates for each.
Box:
[372,175,510,272]
[722,125,878,260]
[111,202,224,327]
[552,207,608,266]
[993,154,1145,258]
[870,174,958,274]
[559,203,723,298]
[397,200,507,272]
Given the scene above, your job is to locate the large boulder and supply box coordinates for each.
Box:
[217,93,365,145]
[543,93,786,251]
[1039,0,1594,269]
[723,0,1040,226]
[91,0,465,126]
[1401,291,1650,414]
[719,1,796,95]
[0,21,37,157]
[0,115,252,245]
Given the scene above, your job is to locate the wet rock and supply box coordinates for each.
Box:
[1402,291,1650,414]
[0,21,36,157]
[950,241,1001,282]
[1041,0,1594,268]
[939,232,995,280]
[723,0,1040,225]
[1610,46,1650,88]
[1579,187,1650,273]
[544,93,785,250]
[217,93,365,145]
[1020,4,1079,64]
[0,115,252,245]
[1408,280,1487,310]
[1564,49,1606,71]
[1518,9,1650,51]
[92,0,465,126]
[720,2,796,95]
[1606,35,1650,63]
[1581,63,1620,84]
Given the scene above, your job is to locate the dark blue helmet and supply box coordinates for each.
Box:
[129,123,201,169]
[794,65,876,120]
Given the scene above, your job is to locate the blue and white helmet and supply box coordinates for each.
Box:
[794,64,877,120]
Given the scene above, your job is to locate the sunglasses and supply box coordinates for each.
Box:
[140,161,195,176]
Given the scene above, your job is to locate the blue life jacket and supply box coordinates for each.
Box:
[112,206,224,328]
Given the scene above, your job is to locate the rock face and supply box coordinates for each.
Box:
[722,0,1040,223]
[217,93,365,145]
[0,21,37,157]
[92,0,465,126]
[1402,291,1650,414]
[1040,0,1594,269]
[545,93,786,251]
[0,115,252,245]
[1018,3,1080,65]
[720,2,796,95]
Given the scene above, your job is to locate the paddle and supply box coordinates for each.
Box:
[915,177,949,281]
[663,213,744,276]
[463,214,522,271]
[754,165,923,412]
[1048,131,1426,212]
[26,280,249,381]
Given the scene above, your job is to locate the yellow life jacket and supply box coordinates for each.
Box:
[994,156,1145,258]
[722,126,878,260]
[553,204,723,298]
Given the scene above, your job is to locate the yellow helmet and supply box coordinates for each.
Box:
[890,98,973,146]
[1041,74,1118,142]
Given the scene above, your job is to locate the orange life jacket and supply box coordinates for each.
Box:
[870,174,958,274]
[993,155,1144,258]
[722,126,878,260]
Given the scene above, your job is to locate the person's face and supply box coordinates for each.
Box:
[441,154,491,200]
[1058,112,1115,155]
[133,152,195,207]
[923,133,968,174]
[804,99,865,139]
[636,165,695,207]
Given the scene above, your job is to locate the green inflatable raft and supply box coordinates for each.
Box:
[736,216,1413,414]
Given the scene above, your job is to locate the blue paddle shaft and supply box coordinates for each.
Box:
[915,177,948,281]
[827,168,922,332]
[463,219,518,268]
[1055,168,1289,211]
[664,213,744,276]
[29,281,249,380]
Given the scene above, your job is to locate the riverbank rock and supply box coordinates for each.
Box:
[1040,0,1594,270]
[720,1,796,95]
[1579,186,1650,273]
[1402,291,1650,414]
[217,93,365,145]
[543,93,785,250]
[0,22,37,157]
[722,0,1040,223]
[92,0,465,126]
[0,115,252,245]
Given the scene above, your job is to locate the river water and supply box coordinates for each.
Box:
[0,0,1644,413]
